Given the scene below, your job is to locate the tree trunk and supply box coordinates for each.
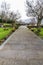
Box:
[2,19,3,27]
[12,23,14,27]
[37,18,41,33]
[37,19,41,28]
[12,21,15,28]
[12,21,14,28]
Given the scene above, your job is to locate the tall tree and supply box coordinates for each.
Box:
[1,1,10,24]
[9,11,21,27]
[26,0,43,30]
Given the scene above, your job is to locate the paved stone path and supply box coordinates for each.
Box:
[0,26,43,65]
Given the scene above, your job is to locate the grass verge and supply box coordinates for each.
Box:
[29,27,43,39]
[0,27,15,45]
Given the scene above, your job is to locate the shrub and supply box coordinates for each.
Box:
[31,28,34,31]
[14,24,19,29]
[12,27,16,32]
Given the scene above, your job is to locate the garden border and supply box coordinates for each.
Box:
[0,31,15,49]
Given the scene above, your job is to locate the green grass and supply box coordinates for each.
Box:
[0,28,13,40]
[0,23,19,41]
[30,28,43,39]
[39,28,43,38]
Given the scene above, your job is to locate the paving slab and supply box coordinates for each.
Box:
[0,26,43,65]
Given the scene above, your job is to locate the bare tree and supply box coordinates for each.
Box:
[26,0,43,30]
[1,1,10,24]
[9,11,21,27]
[0,10,5,25]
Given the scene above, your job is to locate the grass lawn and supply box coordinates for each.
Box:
[0,27,14,41]
[30,28,43,39]
[0,23,19,45]
[39,28,43,38]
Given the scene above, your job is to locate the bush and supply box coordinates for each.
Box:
[31,28,34,31]
[12,27,16,32]
[14,24,19,29]
[27,26,31,29]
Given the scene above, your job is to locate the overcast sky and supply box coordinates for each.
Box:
[0,0,29,20]
[0,0,38,23]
